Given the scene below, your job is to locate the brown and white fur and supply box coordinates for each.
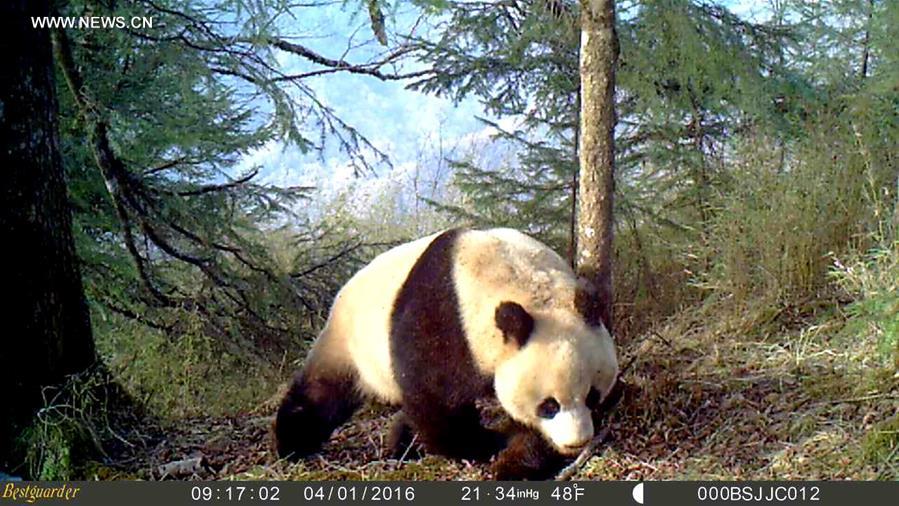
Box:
[274,228,618,479]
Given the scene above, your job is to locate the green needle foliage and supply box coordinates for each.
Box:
[404,0,897,336]
[410,0,787,237]
[55,0,396,362]
[404,0,794,331]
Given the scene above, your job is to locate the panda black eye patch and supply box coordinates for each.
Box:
[536,397,560,419]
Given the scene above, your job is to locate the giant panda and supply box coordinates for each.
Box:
[274,228,619,480]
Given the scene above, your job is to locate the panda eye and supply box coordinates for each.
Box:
[586,387,601,409]
[536,397,560,419]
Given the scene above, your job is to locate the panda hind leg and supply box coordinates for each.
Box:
[406,403,505,462]
[274,365,361,461]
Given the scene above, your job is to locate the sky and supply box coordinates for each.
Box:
[240,1,763,208]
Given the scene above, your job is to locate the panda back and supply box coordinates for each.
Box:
[329,231,443,403]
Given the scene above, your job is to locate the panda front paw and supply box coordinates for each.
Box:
[490,454,529,480]
[387,412,425,460]
[489,430,563,480]
[490,451,556,481]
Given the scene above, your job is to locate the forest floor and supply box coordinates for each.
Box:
[97,299,898,481]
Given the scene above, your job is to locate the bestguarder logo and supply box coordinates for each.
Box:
[31,16,153,29]
[1,482,82,504]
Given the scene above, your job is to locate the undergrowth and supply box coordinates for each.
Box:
[93,314,293,420]
[14,368,146,480]
[60,234,898,481]
[832,240,899,368]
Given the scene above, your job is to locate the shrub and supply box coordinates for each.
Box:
[832,241,899,368]
[700,101,897,308]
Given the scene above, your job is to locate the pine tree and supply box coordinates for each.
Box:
[412,0,787,257]
[50,0,430,359]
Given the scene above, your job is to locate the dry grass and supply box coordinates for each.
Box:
[96,298,897,481]
[583,298,898,480]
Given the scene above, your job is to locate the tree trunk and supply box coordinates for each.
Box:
[859,0,874,80]
[568,86,581,268]
[0,0,96,466]
[575,0,617,332]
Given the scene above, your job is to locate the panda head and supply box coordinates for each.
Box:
[492,301,618,455]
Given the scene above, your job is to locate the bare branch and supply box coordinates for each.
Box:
[268,37,433,82]
[163,168,260,197]
[290,241,399,279]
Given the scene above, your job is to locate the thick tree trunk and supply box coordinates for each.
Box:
[575,0,617,332]
[0,0,96,466]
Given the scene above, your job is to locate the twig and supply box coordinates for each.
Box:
[555,419,614,481]
[396,434,418,468]
[812,392,898,407]
[651,330,674,349]
[290,241,399,278]
[619,354,638,377]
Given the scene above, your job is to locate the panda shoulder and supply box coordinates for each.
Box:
[479,228,572,274]
[454,229,576,307]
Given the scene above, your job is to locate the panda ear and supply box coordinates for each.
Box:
[574,276,611,332]
[576,276,597,295]
[494,301,534,348]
